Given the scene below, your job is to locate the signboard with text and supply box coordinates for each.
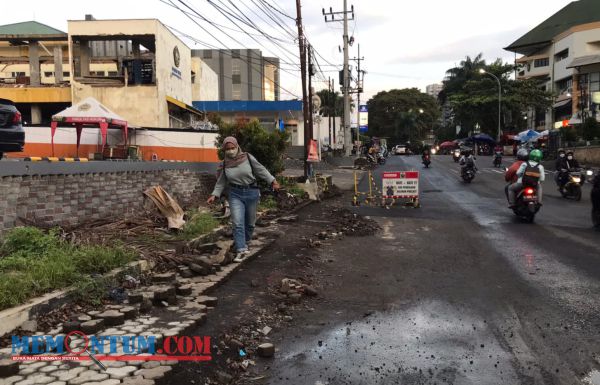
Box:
[382,171,419,199]
[359,105,368,133]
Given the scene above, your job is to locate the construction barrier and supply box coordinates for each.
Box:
[24,157,89,162]
[353,170,420,208]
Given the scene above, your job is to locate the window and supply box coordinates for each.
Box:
[232,84,241,100]
[232,49,240,59]
[11,72,25,77]
[555,49,569,62]
[90,71,105,76]
[107,71,118,76]
[232,60,241,75]
[62,71,70,77]
[232,74,241,84]
[534,58,549,67]
[203,50,212,59]
[44,71,53,77]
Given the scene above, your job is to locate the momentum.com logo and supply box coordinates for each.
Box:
[11,331,211,369]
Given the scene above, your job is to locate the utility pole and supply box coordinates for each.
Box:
[351,44,364,148]
[323,2,354,156]
[308,44,315,147]
[328,77,332,148]
[296,0,310,177]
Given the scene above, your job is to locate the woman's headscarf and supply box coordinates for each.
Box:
[222,136,248,168]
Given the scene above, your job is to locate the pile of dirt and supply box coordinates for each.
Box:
[328,208,380,236]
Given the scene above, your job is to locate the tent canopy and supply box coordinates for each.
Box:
[50,97,128,155]
[470,133,496,143]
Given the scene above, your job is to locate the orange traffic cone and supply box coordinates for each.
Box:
[307,139,320,162]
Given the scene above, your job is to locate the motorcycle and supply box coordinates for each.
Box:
[590,169,600,228]
[493,152,503,168]
[452,149,461,163]
[560,168,584,201]
[422,154,431,168]
[461,165,476,183]
[511,185,541,223]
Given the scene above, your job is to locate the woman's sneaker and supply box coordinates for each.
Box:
[234,249,249,263]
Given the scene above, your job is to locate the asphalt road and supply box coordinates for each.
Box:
[264,154,600,385]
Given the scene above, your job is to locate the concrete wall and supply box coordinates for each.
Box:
[0,167,216,234]
[191,57,219,101]
[568,145,600,165]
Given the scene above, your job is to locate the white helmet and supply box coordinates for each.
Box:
[517,148,529,161]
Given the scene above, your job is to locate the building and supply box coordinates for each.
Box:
[192,49,280,101]
[505,0,600,130]
[426,83,443,100]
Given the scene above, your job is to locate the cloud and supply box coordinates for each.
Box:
[389,28,529,65]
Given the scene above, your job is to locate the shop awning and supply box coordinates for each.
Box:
[567,54,600,69]
[166,96,203,117]
[553,98,572,108]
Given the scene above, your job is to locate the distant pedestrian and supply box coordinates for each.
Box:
[207,136,280,262]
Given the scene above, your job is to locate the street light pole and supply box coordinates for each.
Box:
[480,69,502,142]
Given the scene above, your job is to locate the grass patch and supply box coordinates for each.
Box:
[277,176,307,198]
[0,227,136,311]
[178,211,220,241]
[258,196,278,211]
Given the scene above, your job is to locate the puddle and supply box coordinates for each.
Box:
[584,370,600,385]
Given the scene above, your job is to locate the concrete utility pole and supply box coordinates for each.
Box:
[351,44,364,145]
[323,2,354,156]
[308,44,314,146]
[328,77,332,148]
[296,0,311,177]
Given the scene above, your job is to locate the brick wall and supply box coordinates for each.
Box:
[0,169,216,233]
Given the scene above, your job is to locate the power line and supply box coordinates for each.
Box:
[257,0,296,21]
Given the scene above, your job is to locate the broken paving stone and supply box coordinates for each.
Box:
[284,316,293,322]
[216,370,234,384]
[120,306,138,320]
[68,370,109,385]
[61,321,81,334]
[0,359,20,377]
[303,285,318,296]
[250,279,260,288]
[106,365,138,379]
[228,339,244,349]
[77,314,92,322]
[139,298,153,313]
[127,292,144,304]
[261,326,272,336]
[1,375,23,384]
[196,296,218,307]
[97,310,125,327]
[141,361,160,369]
[152,272,176,283]
[257,343,275,358]
[80,319,105,334]
[278,214,298,223]
[176,284,192,296]
[153,286,176,302]
[20,320,38,333]
[188,263,208,276]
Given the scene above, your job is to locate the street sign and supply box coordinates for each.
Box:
[382,171,419,199]
[359,105,368,133]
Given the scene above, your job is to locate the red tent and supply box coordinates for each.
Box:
[439,141,457,148]
[50,97,128,156]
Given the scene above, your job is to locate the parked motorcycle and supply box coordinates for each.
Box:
[493,152,503,168]
[461,165,476,183]
[511,185,541,223]
[452,149,461,163]
[560,168,584,201]
[422,154,431,168]
[590,169,600,228]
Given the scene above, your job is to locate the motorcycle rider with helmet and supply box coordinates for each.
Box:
[558,150,581,191]
[508,149,545,208]
[459,148,476,176]
[504,148,529,203]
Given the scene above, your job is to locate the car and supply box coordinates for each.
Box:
[393,144,411,155]
[0,98,25,159]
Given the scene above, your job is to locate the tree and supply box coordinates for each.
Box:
[366,88,440,146]
[580,117,600,140]
[216,119,289,175]
[316,89,343,117]
[441,54,553,139]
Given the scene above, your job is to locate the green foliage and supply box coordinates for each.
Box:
[179,211,220,241]
[316,89,344,117]
[366,88,441,145]
[580,117,600,140]
[0,227,135,310]
[258,195,278,211]
[441,54,553,138]
[216,119,289,175]
[72,276,112,306]
[561,126,577,142]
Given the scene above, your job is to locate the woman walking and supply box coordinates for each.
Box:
[207,137,280,262]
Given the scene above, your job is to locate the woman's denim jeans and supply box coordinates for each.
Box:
[229,187,260,252]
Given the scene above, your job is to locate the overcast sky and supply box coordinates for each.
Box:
[5,0,574,102]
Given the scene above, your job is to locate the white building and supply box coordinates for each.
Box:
[505,0,600,130]
[426,83,443,100]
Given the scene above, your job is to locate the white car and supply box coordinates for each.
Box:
[394,145,409,155]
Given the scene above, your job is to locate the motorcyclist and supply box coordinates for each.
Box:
[505,148,529,202]
[422,146,431,161]
[459,148,476,176]
[508,149,545,208]
[558,150,580,190]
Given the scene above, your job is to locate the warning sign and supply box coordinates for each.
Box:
[382,171,419,198]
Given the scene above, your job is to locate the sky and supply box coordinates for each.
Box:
[3,0,575,102]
